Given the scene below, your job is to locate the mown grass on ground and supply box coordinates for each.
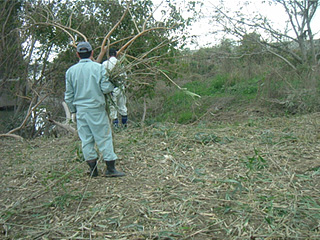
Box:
[1,112,320,239]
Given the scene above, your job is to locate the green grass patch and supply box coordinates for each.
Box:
[155,74,260,123]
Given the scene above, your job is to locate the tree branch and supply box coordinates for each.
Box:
[48,119,77,135]
[0,133,24,141]
[95,3,130,63]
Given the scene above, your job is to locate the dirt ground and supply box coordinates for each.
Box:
[1,111,320,239]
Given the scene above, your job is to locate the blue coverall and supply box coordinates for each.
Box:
[64,58,117,162]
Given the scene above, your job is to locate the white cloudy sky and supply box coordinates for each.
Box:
[153,0,320,49]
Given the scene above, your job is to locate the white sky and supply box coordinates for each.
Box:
[153,0,320,49]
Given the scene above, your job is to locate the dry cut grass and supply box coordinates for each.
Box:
[1,112,320,239]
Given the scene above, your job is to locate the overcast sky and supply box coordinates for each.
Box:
[153,0,320,49]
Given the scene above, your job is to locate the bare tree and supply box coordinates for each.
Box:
[211,0,319,67]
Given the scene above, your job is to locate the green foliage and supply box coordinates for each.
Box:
[194,132,220,144]
[182,75,227,95]
[69,141,84,163]
[227,77,259,98]
[19,0,194,117]
[4,0,320,133]
[157,91,195,124]
[0,0,197,137]
[45,193,83,210]
[154,73,259,124]
[241,149,268,172]
[151,31,320,125]
[177,111,193,124]
[239,33,263,64]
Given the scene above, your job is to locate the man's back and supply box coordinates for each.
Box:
[65,58,112,112]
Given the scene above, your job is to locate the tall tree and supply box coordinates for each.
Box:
[0,0,24,79]
[0,0,25,111]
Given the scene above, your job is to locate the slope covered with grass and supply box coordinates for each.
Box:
[1,112,320,239]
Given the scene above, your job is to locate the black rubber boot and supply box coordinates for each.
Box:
[105,160,125,177]
[121,115,128,128]
[87,159,98,177]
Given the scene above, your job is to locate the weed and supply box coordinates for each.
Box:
[177,111,193,124]
[69,141,84,162]
[45,193,83,210]
[241,148,268,171]
[194,132,220,144]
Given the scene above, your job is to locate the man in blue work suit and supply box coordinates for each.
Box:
[65,41,125,178]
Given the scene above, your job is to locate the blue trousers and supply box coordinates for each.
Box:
[76,108,117,161]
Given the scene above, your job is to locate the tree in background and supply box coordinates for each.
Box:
[0,0,199,139]
[0,0,26,113]
[0,0,25,80]
[211,0,319,67]
[206,0,320,110]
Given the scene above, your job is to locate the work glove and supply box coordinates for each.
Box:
[112,87,121,97]
[71,113,76,123]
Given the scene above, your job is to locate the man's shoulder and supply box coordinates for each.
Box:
[67,60,102,70]
[67,61,83,71]
[82,60,104,70]
[92,61,103,67]
[66,63,78,73]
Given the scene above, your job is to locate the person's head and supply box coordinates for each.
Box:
[108,48,117,58]
[76,41,93,59]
